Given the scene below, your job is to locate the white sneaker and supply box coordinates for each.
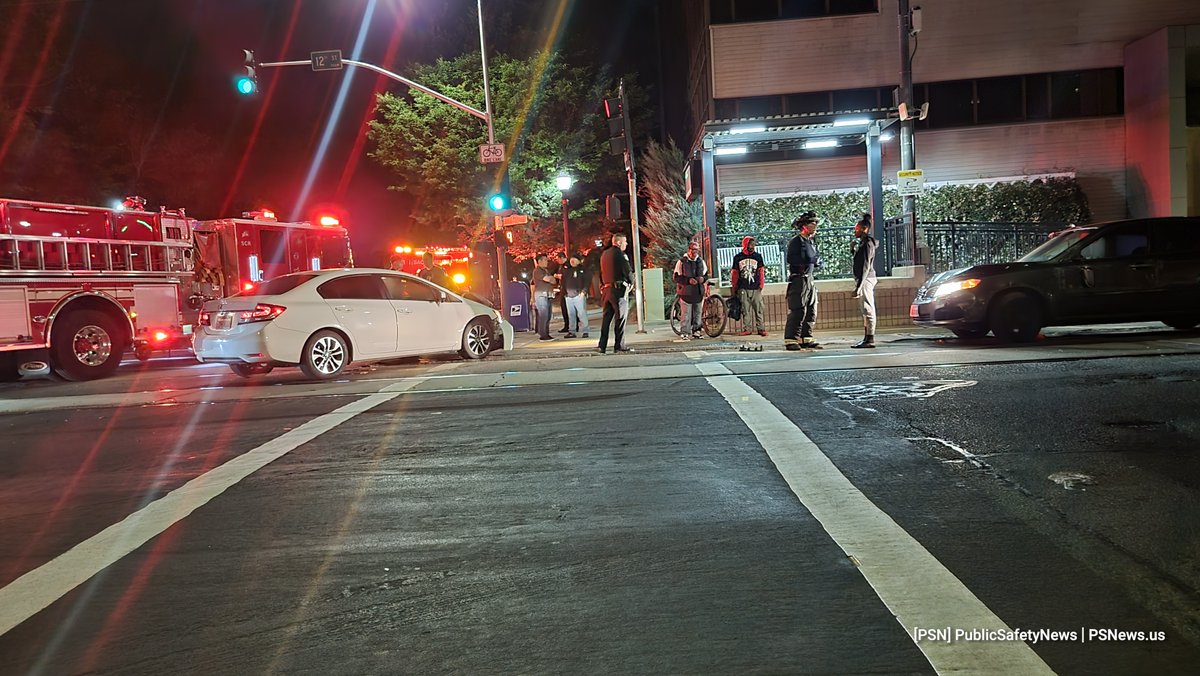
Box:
[679,334,691,341]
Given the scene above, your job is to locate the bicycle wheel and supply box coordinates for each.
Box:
[702,295,728,337]
[670,299,683,336]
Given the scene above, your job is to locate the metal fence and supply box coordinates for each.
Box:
[711,220,1065,283]
[920,221,1063,274]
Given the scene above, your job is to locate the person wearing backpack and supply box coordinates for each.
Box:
[730,236,767,337]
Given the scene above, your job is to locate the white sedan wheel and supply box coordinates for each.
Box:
[460,318,493,359]
[301,330,348,379]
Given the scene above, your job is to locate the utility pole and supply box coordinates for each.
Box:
[478,0,508,316]
[619,78,646,334]
[897,0,917,220]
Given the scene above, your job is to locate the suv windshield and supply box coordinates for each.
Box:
[1019,228,1095,262]
[235,273,318,297]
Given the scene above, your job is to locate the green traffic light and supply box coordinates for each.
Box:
[236,77,256,95]
[488,193,509,212]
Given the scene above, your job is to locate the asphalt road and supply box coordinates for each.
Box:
[1,326,1199,674]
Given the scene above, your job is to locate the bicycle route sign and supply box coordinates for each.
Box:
[479,144,505,164]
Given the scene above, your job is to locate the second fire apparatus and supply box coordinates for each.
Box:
[0,198,351,381]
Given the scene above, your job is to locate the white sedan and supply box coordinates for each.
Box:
[193,268,513,379]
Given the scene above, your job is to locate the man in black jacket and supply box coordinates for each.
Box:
[784,211,822,350]
[851,213,878,348]
[597,233,635,354]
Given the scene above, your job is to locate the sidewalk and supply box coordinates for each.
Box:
[506,313,947,359]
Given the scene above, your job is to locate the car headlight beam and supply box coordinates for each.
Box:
[932,278,981,298]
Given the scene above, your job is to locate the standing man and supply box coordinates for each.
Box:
[597,232,635,354]
[673,240,708,340]
[551,252,570,333]
[730,236,767,337]
[851,213,878,349]
[531,254,556,341]
[418,252,451,288]
[562,253,589,338]
[784,211,822,350]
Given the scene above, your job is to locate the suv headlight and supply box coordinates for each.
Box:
[932,278,981,298]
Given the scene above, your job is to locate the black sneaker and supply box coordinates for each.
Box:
[851,339,875,349]
[785,343,803,351]
[615,346,635,353]
[558,328,570,333]
[565,333,577,338]
[539,335,555,341]
[596,347,607,354]
[582,333,590,338]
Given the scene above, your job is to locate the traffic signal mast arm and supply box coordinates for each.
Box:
[255,58,490,123]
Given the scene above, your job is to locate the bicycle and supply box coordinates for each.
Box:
[670,286,728,338]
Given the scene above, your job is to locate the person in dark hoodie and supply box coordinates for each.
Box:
[784,211,822,350]
[673,240,708,340]
[730,235,767,336]
[851,213,879,349]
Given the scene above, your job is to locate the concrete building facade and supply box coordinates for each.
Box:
[659,0,1200,221]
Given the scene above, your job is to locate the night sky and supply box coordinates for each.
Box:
[0,0,659,265]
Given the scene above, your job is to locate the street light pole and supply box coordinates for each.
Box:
[561,196,569,254]
[556,173,573,255]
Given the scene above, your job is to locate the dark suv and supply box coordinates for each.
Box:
[909,217,1200,341]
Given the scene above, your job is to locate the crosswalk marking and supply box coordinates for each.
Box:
[700,362,1055,676]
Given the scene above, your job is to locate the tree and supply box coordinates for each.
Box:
[640,138,702,309]
[368,49,649,247]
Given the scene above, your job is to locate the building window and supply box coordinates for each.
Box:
[712,0,878,23]
[781,0,826,19]
[831,87,880,111]
[785,91,831,114]
[732,0,779,22]
[975,76,1023,125]
[738,95,785,117]
[712,68,1121,127]
[1025,74,1051,121]
[925,80,975,128]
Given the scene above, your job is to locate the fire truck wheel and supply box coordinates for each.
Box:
[300,330,348,380]
[459,317,494,360]
[230,363,274,378]
[50,309,125,381]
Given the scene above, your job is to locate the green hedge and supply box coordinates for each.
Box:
[716,177,1091,278]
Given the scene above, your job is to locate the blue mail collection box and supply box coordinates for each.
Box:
[504,281,531,331]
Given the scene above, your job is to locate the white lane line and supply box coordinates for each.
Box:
[0,374,438,637]
[699,363,1054,675]
[684,351,706,360]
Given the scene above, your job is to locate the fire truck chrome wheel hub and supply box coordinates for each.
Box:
[73,326,113,366]
[466,325,490,355]
[311,337,345,373]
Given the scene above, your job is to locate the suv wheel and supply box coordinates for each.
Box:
[1164,317,1199,330]
[990,293,1042,343]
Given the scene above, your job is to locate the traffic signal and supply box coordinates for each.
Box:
[487,192,510,212]
[604,97,626,156]
[605,194,622,220]
[236,49,258,95]
[486,169,512,214]
[493,227,513,249]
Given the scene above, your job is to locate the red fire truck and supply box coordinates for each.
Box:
[0,198,351,381]
[389,245,471,288]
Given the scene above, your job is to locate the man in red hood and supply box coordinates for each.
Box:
[730,236,767,336]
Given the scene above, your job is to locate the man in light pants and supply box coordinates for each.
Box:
[562,253,589,338]
[851,214,878,349]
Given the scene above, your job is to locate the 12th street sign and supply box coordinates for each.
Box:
[479,143,505,164]
[311,50,343,71]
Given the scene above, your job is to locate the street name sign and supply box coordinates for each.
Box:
[311,50,343,71]
[479,143,505,164]
[897,169,925,197]
[502,214,529,226]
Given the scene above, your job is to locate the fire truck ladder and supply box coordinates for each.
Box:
[0,234,193,274]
